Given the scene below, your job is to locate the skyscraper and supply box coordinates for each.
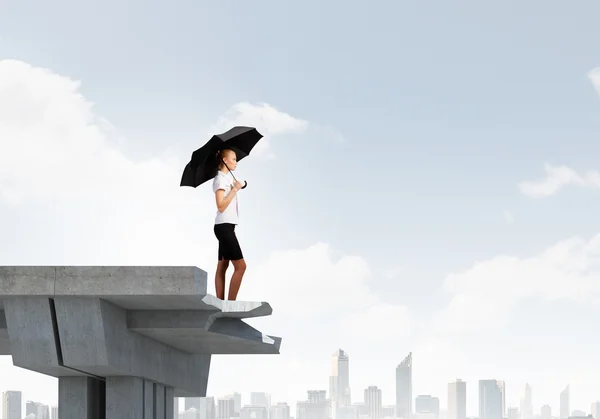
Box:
[330,349,351,419]
[396,352,412,419]
[2,391,22,419]
[560,386,570,419]
[217,398,235,419]
[478,380,505,419]
[520,384,533,419]
[330,349,351,407]
[590,401,600,419]
[448,380,466,419]
[365,386,383,419]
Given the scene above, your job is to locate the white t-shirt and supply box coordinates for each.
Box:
[212,170,239,225]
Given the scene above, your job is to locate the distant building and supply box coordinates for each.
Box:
[352,403,367,418]
[478,380,505,419]
[331,349,351,419]
[337,405,359,419]
[180,408,200,419]
[396,353,412,419]
[251,393,271,418]
[297,391,327,419]
[232,394,243,414]
[448,380,467,419]
[365,386,383,419]
[560,386,570,419]
[26,401,49,419]
[2,391,22,419]
[590,402,600,419]
[381,406,395,418]
[185,397,215,419]
[415,395,440,419]
[271,403,291,419]
[217,397,236,419]
[241,405,268,419]
[520,384,533,419]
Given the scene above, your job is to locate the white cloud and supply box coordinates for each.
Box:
[434,233,600,334]
[210,102,308,158]
[244,242,410,332]
[589,67,600,98]
[247,242,375,315]
[0,60,174,201]
[0,59,219,269]
[517,163,600,198]
[503,210,514,224]
[383,265,406,280]
[516,70,600,199]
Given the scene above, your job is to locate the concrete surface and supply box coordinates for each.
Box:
[0,266,281,419]
[58,376,104,419]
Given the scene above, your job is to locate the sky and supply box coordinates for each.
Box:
[1,0,600,416]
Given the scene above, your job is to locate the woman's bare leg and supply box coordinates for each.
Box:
[227,259,247,301]
[215,259,229,300]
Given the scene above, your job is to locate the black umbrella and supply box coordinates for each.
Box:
[180,126,263,188]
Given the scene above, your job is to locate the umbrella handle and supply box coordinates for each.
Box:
[242,181,248,189]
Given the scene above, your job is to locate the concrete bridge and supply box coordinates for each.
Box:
[0,266,281,419]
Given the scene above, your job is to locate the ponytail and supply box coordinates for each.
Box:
[216,149,233,170]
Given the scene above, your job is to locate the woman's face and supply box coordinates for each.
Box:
[223,150,237,170]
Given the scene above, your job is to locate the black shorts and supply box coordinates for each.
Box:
[214,223,243,261]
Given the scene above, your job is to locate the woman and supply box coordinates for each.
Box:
[212,148,246,300]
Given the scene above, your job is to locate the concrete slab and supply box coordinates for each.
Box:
[201,295,273,318]
[0,266,209,310]
[127,310,281,354]
[0,265,281,409]
[0,267,55,301]
[0,267,274,314]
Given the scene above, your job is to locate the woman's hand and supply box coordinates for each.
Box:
[232,180,245,191]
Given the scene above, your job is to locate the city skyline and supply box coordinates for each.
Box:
[1,349,598,419]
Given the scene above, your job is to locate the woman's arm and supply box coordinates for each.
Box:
[215,184,241,212]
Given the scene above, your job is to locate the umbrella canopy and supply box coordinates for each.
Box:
[180,126,263,187]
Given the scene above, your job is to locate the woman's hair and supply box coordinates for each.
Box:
[216,148,235,170]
